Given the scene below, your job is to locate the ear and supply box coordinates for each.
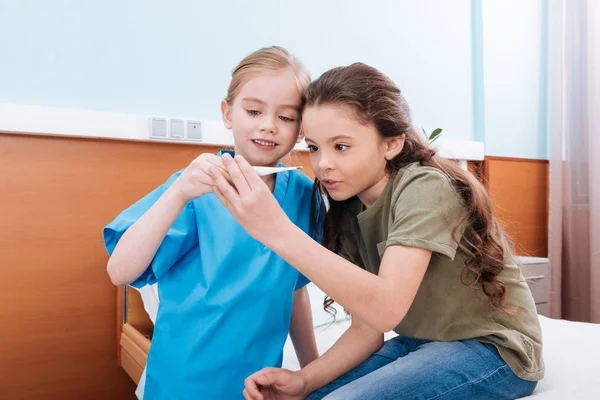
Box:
[383,134,406,161]
[221,100,233,130]
[296,124,305,144]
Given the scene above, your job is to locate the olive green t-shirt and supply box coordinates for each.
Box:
[339,162,544,381]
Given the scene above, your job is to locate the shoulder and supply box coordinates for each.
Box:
[393,162,453,187]
[391,162,462,205]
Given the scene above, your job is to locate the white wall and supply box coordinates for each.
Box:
[0,0,474,140]
[482,0,548,159]
[0,0,550,158]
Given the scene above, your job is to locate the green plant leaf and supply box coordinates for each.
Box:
[429,128,443,141]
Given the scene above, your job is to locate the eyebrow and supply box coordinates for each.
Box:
[241,97,299,111]
[305,135,355,144]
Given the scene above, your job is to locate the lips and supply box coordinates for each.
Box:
[321,179,342,190]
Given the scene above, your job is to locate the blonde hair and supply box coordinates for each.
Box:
[225,46,311,105]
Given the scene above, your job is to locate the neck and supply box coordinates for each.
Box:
[357,174,390,208]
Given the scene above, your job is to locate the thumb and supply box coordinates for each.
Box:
[256,370,287,386]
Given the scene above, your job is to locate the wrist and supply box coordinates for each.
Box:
[298,367,316,396]
[165,184,190,208]
[267,217,300,251]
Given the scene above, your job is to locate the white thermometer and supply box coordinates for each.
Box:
[252,166,302,176]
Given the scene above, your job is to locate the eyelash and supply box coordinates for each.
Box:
[307,144,349,153]
[246,110,295,123]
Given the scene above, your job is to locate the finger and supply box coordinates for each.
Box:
[190,169,219,187]
[209,166,241,209]
[235,155,268,189]
[242,388,250,400]
[190,154,230,182]
[222,153,252,196]
[244,376,264,400]
[242,388,260,400]
[205,153,225,164]
[206,154,229,174]
[201,164,232,184]
[190,153,228,176]
[257,367,279,374]
[212,184,230,209]
[254,371,281,387]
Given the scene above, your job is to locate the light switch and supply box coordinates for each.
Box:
[170,119,185,139]
[150,117,167,138]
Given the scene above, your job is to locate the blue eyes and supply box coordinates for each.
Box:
[245,110,295,123]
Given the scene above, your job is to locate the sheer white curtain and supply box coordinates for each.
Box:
[548,0,600,322]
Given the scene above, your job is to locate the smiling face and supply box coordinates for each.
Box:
[303,104,404,207]
[221,68,304,167]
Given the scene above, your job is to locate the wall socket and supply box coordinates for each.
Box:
[187,120,202,140]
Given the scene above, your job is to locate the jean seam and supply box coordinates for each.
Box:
[426,364,511,400]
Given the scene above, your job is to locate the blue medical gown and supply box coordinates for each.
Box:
[104,158,321,399]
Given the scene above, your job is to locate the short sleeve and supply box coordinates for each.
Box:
[103,170,198,288]
[294,273,310,291]
[384,169,467,260]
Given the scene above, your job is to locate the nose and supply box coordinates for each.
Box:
[258,114,277,134]
[316,151,334,171]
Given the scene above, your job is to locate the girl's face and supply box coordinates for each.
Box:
[221,69,303,167]
[303,104,404,207]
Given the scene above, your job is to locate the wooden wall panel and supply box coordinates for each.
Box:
[484,156,549,257]
[0,132,232,399]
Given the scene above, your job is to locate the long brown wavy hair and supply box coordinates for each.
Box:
[306,63,514,316]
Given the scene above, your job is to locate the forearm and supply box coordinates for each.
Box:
[268,223,401,333]
[299,322,383,394]
[289,287,319,368]
[106,185,188,286]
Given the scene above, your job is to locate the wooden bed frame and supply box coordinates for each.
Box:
[119,288,153,384]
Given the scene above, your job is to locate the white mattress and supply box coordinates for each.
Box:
[135,285,600,398]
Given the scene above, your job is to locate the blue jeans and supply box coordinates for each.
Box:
[306,337,537,400]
